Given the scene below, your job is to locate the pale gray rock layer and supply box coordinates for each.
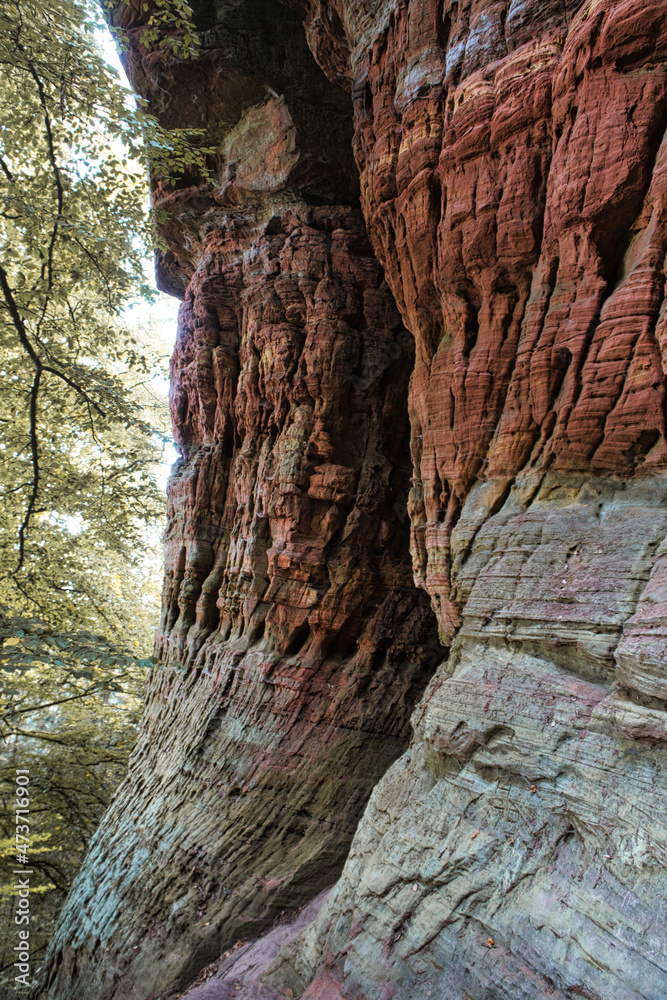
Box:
[268,473,667,999]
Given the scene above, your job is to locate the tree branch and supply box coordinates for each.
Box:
[23,53,64,290]
[0,263,109,570]
[42,366,105,416]
[0,155,14,181]
[1,685,99,722]
[16,367,41,573]
[0,262,41,367]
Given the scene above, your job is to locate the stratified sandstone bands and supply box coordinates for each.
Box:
[252,1,667,998]
[37,1,667,999]
[266,475,667,1000]
[32,3,440,999]
[286,0,667,634]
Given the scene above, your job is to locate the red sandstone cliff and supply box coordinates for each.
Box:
[33,4,440,998]
[35,2,667,999]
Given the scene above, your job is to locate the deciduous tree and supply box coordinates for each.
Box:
[0,0,204,984]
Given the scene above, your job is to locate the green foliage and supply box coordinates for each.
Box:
[0,0,206,640]
[116,0,202,57]
[0,614,151,978]
[0,0,205,986]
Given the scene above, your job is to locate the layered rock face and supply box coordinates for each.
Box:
[34,4,440,999]
[38,1,667,999]
[262,1,667,998]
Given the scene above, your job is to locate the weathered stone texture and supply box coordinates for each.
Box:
[286,0,667,636]
[262,1,667,998]
[36,1,667,999]
[33,3,440,999]
[267,477,667,1000]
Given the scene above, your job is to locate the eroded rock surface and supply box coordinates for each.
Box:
[257,1,667,998]
[37,1,667,999]
[34,4,440,999]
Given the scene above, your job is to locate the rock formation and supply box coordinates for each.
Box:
[36,1,667,999]
[32,3,441,998]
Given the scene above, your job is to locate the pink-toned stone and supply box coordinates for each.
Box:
[32,4,441,1000]
[289,0,667,636]
[34,2,667,999]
